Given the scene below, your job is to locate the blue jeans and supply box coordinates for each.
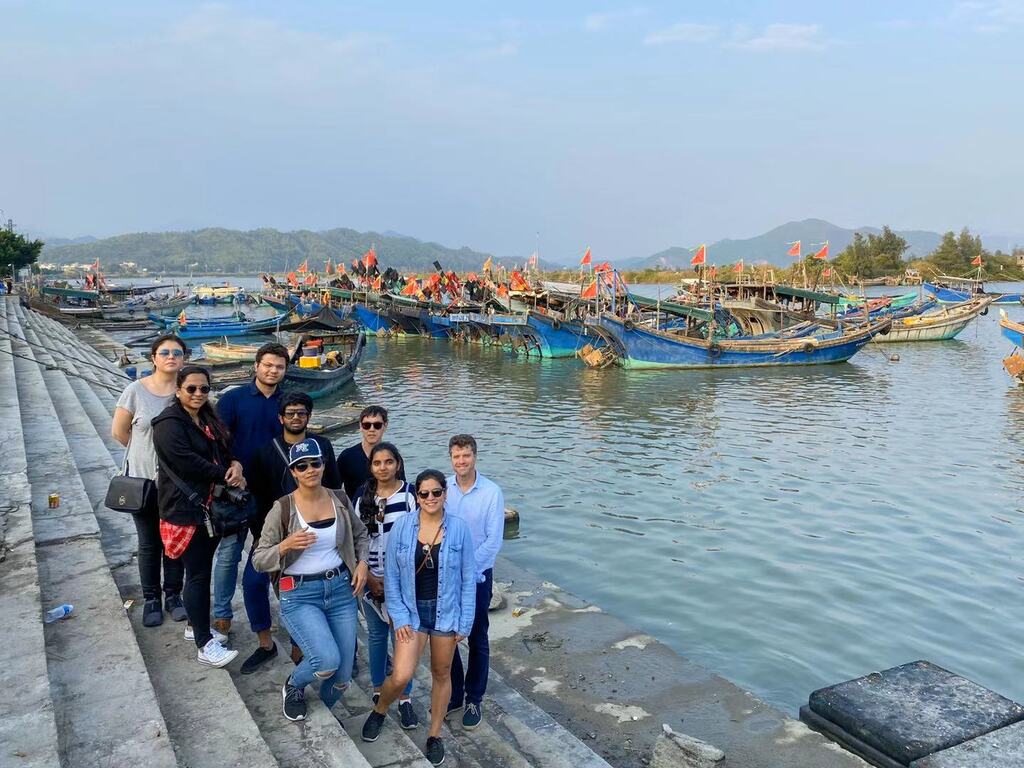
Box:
[242,548,272,633]
[281,572,358,707]
[212,531,246,620]
[450,569,492,707]
[363,597,412,695]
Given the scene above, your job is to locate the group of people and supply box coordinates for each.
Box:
[113,335,505,765]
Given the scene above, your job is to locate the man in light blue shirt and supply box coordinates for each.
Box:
[444,433,504,730]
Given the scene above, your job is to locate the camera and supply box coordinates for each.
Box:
[212,484,250,505]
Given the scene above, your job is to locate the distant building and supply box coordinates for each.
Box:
[1016,253,1024,268]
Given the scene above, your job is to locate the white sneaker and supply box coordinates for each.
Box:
[198,638,238,668]
[184,625,229,644]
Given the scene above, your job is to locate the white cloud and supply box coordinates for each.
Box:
[729,23,828,52]
[643,22,719,45]
[585,7,648,32]
[951,0,1024,29]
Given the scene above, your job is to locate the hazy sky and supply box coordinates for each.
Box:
[2,1,1022,260]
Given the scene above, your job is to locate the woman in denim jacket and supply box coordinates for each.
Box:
[361,469,476,766]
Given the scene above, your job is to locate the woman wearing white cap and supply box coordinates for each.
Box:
[253,437,369,722]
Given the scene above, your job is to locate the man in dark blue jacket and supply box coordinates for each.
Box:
[211,342,289,637]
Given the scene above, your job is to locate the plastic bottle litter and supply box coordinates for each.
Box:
[44,604,74,623]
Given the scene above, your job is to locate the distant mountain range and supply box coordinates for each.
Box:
[620,219,949,270]
[38,219,1018,273]
[41,228,508,273]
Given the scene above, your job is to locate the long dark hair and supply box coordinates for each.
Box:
[176,365,231,451]
[359,442,404,525]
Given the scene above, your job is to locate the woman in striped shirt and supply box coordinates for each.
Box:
[353,442,419,729]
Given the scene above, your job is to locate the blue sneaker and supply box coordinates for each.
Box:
[462,702,482,729]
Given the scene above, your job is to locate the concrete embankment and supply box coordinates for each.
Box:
[0,295,866,768]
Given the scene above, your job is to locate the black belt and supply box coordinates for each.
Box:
[292,566,347,583]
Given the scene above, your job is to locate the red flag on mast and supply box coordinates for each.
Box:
[364,247,377,269]
[296,259,309,274]
[690,244,706,266]
[971,254,983,266]
[733,260,744,273]
[787,241,802,258]
[580,247,592,266]
[812,241,829,260]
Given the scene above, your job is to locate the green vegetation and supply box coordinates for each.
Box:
[0,220,43,276]
[43,227,501,274]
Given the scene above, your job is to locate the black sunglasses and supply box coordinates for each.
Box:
[361,420,385,430]
[184,384,211,394]
[417,488,445,499]
[292,459,323,472]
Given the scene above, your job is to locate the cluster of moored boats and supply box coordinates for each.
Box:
[30,269,1014,374]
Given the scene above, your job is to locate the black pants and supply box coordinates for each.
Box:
[450,569,493,707]
[134,509,183,601]
[180,526,220,649]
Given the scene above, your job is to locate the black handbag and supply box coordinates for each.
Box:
[105,455,156,514]
[161,463,256,536]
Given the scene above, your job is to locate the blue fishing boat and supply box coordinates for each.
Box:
[351,303,392,334]
[148,312,290,340]
[1000,309,1024,347]
[525,311,600,358]
[587,314,891,369]
[924,277,1022,304]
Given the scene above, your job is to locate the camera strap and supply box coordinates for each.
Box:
[159,463,212,514]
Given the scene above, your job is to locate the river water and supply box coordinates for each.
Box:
[121,278,1024,713]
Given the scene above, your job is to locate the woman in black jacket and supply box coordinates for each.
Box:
[153,365,245,668]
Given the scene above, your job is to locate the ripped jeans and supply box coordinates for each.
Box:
[280,569,358,707]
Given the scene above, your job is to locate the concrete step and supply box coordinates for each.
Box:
[35,312,369,768]
[0,299,61,768]
[6,303,178,768]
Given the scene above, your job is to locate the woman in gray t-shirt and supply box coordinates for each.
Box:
[112,334,189,627]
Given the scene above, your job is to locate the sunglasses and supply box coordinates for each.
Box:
[292,459,323,472]
[183,384,211,394]
[283,409,309,418]
[361,421,385,430]
[421,543,436,570]
[156,349,185,358]
[417,488,445,499]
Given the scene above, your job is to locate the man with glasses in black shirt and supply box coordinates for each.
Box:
[337,405,405,499]
[238,392,343,674]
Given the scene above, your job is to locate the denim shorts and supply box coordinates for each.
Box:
[416,598,454,637]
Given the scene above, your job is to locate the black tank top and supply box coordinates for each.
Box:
[415,542,440,600]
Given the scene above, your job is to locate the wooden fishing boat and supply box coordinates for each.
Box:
[924,277,1022,304]
[524,310,601,358]
[200,339,262,363]
[586,313,892,369]
[999,308,1024,347]
[280,333,367,399]
[193,285,246,304]
[872,297,993,343]
[836,291,920,312]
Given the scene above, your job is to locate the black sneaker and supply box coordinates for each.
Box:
[425,736,445,766]
[462,702,482,730]
[361,710,386,742]
[282,680,306,721]
[399,699,419,729]
[164,594,188,622]
[142,599,163,627]
[240,643,278,675]
[372,692,381,706]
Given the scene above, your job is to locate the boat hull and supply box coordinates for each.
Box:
[525,312,599,358]
[1000,309,1024,347]
[591,314,888,369]
[924,282,1021,304]
[280,334,366,399]
[352,304,392,334]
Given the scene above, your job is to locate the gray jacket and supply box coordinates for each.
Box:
[253,489,369,577]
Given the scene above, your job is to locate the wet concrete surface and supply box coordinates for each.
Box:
[489,557,868,768]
